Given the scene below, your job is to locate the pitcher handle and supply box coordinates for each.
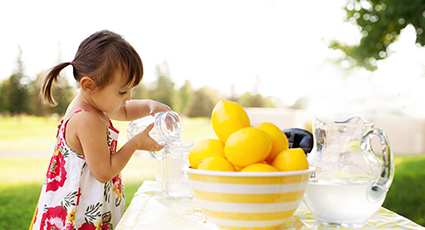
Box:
[360,128,395,204]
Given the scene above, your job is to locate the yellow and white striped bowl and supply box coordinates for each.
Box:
[185,167,315,230]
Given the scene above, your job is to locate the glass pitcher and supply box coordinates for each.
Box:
[303,114,394,228]
[127,111,183,159]
[127,111,194,199]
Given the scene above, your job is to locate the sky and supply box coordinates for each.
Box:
[1,0,424,118]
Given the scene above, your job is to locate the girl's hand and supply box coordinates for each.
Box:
[109,100,172,122]
[148,100,172,116]
[131,123,164,152]
[148,101,179,130]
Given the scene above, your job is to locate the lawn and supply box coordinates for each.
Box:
[0,116,424,229]
[0,116,216,229]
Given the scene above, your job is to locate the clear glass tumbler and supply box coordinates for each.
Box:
[162,141,194,200]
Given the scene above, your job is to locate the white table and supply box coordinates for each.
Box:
[116,181,424,230]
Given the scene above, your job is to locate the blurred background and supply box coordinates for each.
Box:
[1,0,425,119]
[1,0,425,229]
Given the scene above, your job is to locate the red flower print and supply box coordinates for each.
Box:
[45,154,68,192]
[100,211,112,230]
[40,206,67,230]
[64,223,75,230]
[102,214,111,223]
[77,187,81,206]
[78,222,97,230]
[101,223,112,230]
[112,175,123,198]
[109,139,117,153]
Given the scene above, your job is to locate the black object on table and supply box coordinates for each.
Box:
[282,128,313,155]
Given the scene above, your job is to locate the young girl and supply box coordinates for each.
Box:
[30,30,171,230]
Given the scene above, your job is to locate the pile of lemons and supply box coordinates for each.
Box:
[189,100,309,172]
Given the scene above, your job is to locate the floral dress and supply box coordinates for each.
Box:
[31,110,125,230]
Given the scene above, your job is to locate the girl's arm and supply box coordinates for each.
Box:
[74,112,163,183]
[109,99,171,121]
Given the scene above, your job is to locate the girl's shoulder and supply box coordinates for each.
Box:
[63,110,110,155]
[66,110,108,129]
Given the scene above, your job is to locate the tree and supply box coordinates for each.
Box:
[50,43,75,115]
[30,71,49,117]
[289,95,308,110]
[174,80,194,116]
[239,92,266,107]
[29,45,75,116]
[131,82,149,99]
[237,75,275,108]
[29,70,74,116]
[188,86,221,117]
[330,0,425,71]
[149,60,175,108]
[0,80,12,114]
[238,92,276,108]
[1,46,32,115]
[51,77,74,115]
[227,85,239,103]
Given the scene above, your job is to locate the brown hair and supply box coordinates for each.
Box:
[41,30,143,105]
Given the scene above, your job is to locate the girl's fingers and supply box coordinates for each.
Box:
[143,123,154,133]
[154,143,164,151]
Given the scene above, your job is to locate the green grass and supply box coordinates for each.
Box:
[0,116,424,228]
[383,155,425,226]
[0,156,156,229]
[0,116,58,151]
[0,116,216,151]
[0,116,214,229]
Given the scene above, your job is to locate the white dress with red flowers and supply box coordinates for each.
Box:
[31,110,125,230]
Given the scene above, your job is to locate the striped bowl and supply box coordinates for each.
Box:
[185,166,315,230]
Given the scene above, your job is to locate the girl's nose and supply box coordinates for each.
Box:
[126,92,132,101]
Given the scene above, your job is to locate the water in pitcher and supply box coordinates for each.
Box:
[303,177,386,227]
[306,114,394,227]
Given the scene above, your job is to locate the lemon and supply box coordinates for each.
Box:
[272,148,309,171]
[189,139,225,169]
[255,122,289,163]
[233,165,243,172]
[211,100,251,143]
[240,163,279,172]
[198,156,236,171]
[224,127,273,168]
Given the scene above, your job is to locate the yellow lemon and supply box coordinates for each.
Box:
[189,139,225,169]
[240,163,279,172]
[255,122,289,163]
[233,165,243,172]
[211,100,251,143]
[272,148,309,171]
[198,156,236,171]
[224,127,273,168]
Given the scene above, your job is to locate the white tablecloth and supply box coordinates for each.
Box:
[116,181,424,230]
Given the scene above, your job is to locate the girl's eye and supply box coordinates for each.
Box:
[119,91,127,95]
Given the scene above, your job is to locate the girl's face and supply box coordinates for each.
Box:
[91,71,134,113]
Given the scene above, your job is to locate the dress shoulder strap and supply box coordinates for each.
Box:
[56,110,90,137]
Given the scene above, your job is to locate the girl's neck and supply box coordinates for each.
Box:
[65,93,110,123]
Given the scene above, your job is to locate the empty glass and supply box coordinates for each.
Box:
[162,141,194,199]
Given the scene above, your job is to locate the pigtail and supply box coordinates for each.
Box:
[41,62,72,106]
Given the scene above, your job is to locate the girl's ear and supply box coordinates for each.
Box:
[80,77,96,95]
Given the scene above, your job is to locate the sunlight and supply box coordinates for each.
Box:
[373,25,425,118]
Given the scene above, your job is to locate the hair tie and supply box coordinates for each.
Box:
[70,61,73,65]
